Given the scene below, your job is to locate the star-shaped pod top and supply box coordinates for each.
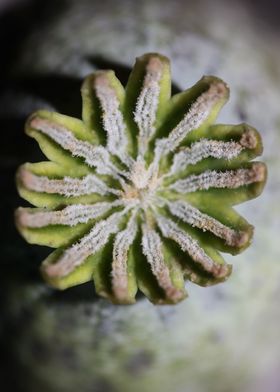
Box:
[16,53,266,304]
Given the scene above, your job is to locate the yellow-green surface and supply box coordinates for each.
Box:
[2,0,280,391]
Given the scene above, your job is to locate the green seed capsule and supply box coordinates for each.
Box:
[15,53,267,305]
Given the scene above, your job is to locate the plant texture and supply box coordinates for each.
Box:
[15,53,266,304]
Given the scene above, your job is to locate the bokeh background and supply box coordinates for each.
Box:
[1,1,280,391]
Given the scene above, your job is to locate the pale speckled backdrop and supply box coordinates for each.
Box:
[1,1,280,391]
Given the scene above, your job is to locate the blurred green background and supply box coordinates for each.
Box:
[1,1,280,391]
